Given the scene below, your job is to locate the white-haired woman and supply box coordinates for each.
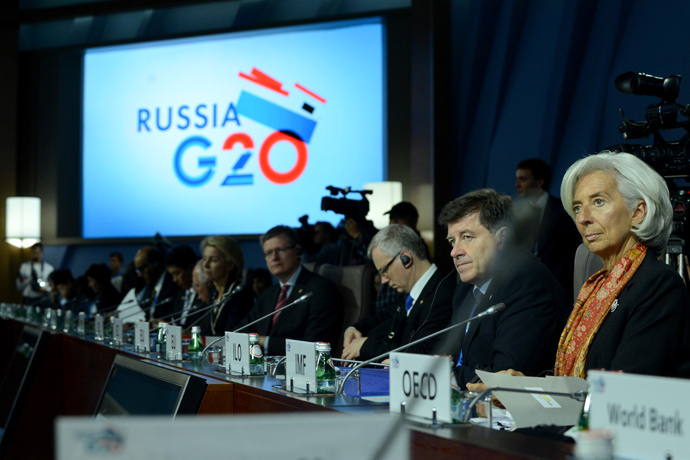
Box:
[469,152,689,389]
[555,151,689,377]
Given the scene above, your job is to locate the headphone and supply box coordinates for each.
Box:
[400,253,411,268]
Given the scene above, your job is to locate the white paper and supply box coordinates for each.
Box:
[475,370,587,429]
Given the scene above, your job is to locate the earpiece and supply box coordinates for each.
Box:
[296,246,303,256]
[400,254,411,268]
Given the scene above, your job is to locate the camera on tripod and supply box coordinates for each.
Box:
[321,186,372,220]
[607,71,690,264]
[607,71,690,178]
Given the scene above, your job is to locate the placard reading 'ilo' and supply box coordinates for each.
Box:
[225,332,250,375]
[390,353,452,423]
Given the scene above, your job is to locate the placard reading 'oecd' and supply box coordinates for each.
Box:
[588,370,690,460]
[390,353,451,423]
[134,321,149,352]
[285,339,317,392]
[226,332,250,375]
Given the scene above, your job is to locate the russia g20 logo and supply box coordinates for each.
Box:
[172,67,325,187]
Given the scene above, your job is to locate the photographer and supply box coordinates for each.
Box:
[16,242,54,306]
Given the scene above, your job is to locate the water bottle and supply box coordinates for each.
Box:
[188,326,204,363]
[157,322,168,357]
[249,333,265,375]
[315,342,336,393]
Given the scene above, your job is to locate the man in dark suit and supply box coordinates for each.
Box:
[341,224,454,361]
[133,246,180,320]
[514,158,581,300]
[438,189,569,387]
[164,245,204,328]
[239,225,343,356]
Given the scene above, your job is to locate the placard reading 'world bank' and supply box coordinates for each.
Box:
[390,353,451,423]
[588,370,690,460]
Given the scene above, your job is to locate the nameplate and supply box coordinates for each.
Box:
[165,325,182,361]
[285,339,317,392]
[94,315,104,341]
[77,312,85,335]
[134,321,150,352]
[390,353,451,423]
[112,318,124,346]
[588,370,690,459]
[57,413,409,460]
[225,332,250,375]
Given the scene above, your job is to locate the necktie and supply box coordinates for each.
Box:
[458,289,484,367]
[180,290,192,326]
[271,285,290,329]
[404,294,414,314]
[150,289,158,317]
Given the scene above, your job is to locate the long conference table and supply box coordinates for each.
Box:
[0,317,575,460]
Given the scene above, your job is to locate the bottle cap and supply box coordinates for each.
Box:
[191,326,201,333]
[315,342,331,352]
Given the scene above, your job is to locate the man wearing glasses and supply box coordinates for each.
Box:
[239,225,343,356]
[341,224,454,362]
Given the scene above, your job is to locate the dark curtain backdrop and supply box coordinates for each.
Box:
[450,0,690,198]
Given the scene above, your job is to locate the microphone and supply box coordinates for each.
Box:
[96,298,138,314]
[233,292,312,333]
[200,292,314,357]
[336,302,507,394]
[180,283,246,334]
[118,296,174,321]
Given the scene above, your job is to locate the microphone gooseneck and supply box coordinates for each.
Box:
[336,302,507,394]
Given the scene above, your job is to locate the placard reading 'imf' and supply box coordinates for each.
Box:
[82,18,385,238]
[390,353,452,423]
[285,339,317,392]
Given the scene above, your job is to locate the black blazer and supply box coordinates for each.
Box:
[142,271,180,320]
[355,267,454,360]
[446,249,569,387]
[238,267,343,356]
[514,195,581,302]
[585,254,690,376]
[169,289,209,329]
[537,195,581,301]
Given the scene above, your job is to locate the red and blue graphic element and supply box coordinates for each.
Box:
[227,67,326,185]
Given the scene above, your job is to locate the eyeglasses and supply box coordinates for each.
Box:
[378,251,401,277]
[263,245,296,259]
[135,264,149,275]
